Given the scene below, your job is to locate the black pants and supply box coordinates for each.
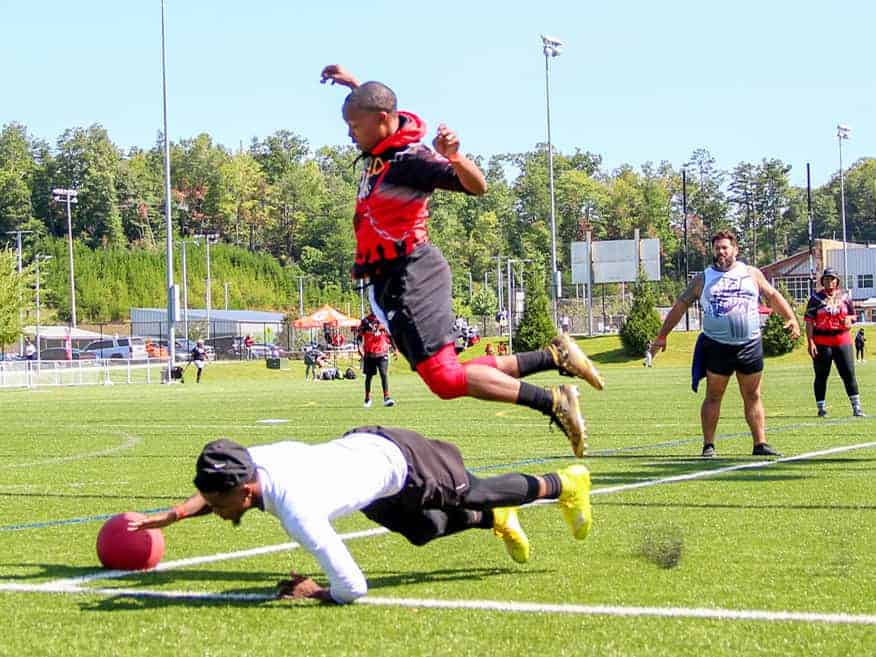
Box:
[362,472,538,547]
[855,344,865,361]
[363,356,389,398]
[813,343,859,401]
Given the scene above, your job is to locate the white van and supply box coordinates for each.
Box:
[83,336,148,360]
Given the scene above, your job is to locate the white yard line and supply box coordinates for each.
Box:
[0,581,873,625]
[5,434,141,470]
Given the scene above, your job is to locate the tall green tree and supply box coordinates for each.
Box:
[513,263,555,352]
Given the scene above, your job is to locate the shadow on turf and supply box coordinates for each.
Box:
[77,566,531,611]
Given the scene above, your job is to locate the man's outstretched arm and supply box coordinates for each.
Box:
[128,492,211,531]
[650,274,704,356]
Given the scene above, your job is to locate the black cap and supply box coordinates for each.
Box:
[821,267,840,282]
[194,439,255,493]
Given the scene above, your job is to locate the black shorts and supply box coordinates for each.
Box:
[353,426,469,523]
[370,244,454,369]
[363,355,389,377]
[702,335,764,376]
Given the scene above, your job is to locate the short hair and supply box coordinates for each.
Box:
[711,230,738,247]
[343,81,397,114]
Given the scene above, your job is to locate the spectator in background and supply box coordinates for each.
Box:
[24,337,36,361]
[485,343,495,357]
[644,340,654,368]
[560,315,572,334]
[804,268,864,417]
[356,312,394,407]
[303,343,326,381]
[243,334,254,360]
[191,339,208,383]
[855,328,866,363]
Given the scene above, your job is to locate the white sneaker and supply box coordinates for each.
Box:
[363,399,372,408]
[383,398,395,407]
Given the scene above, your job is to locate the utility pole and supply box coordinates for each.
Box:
[51,188,78,327]
[194,233,218,340]
[4,230,33,354]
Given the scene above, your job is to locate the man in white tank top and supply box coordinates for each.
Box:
[649,231,800,458]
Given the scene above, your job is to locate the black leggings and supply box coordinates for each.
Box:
[813,343,859,401]
[364,358,389,397]
[362,472,541,547]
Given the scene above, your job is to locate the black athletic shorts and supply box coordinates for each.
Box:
[351,426,469,524]
[702,335,764,376]
[369,244,454,369]
[362,355,389,377]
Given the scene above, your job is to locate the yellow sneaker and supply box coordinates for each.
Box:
[548,334,605,390]
[492,507,530,563]
[550,384,588,457]
[558,465,593,540]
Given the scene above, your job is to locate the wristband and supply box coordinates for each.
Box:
[173,505,187,520]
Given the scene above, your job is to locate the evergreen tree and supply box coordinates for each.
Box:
[761,283,800,356]
[0,249,31,346]
[512,264,555,352]
[619,276,662,357]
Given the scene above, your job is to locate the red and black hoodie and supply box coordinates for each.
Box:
[352,111,469,278]
[804,290,856,347]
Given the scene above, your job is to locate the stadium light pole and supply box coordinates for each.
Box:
[5,229,33,354]
[837,124,851,288]
[160,0,178,377]
[194,233,219,340]
[51,188,78,328]
[34,254,52,361]
[180,239,189,344]
[541,34,563,328]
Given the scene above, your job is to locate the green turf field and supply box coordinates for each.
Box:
[1,336,874,657]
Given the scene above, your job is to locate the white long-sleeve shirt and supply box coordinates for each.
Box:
[248,432,408,603]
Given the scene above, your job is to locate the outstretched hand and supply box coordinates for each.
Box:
[649,336,667,357]
[128,511,176,532]
[277,571,332,601]
[320,65,359,89]
[784,319,801,341]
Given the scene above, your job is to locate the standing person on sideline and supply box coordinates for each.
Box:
[319,64,603,457]
[649,231,801,457]
[643,340,653,368]
[23,337,36,361]
[356,311,394,408]
[804,268,864,417]
[243,334,254,360]
[129,427,593,603]
[854,328,866,363]
[191,339,208,383]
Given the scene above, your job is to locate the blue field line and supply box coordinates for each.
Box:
[0,508,169,533]
[1,416,866,532]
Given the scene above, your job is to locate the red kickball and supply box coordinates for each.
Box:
[96,512,165,570]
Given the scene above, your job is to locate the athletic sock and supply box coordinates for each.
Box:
[515,349,556,377]
[817,400,826,412]
[516,382,554,415]
[540,472,562,499]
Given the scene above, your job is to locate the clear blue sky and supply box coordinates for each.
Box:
[3,1,873,187]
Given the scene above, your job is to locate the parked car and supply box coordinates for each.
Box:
[38,347,98,361]
[83,336,148,360]
[247,343,287,359]
[156,339,216,361]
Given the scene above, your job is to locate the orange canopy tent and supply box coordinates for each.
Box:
[292,304,360,329]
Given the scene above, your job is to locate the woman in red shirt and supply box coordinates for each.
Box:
[804,268,864,417]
